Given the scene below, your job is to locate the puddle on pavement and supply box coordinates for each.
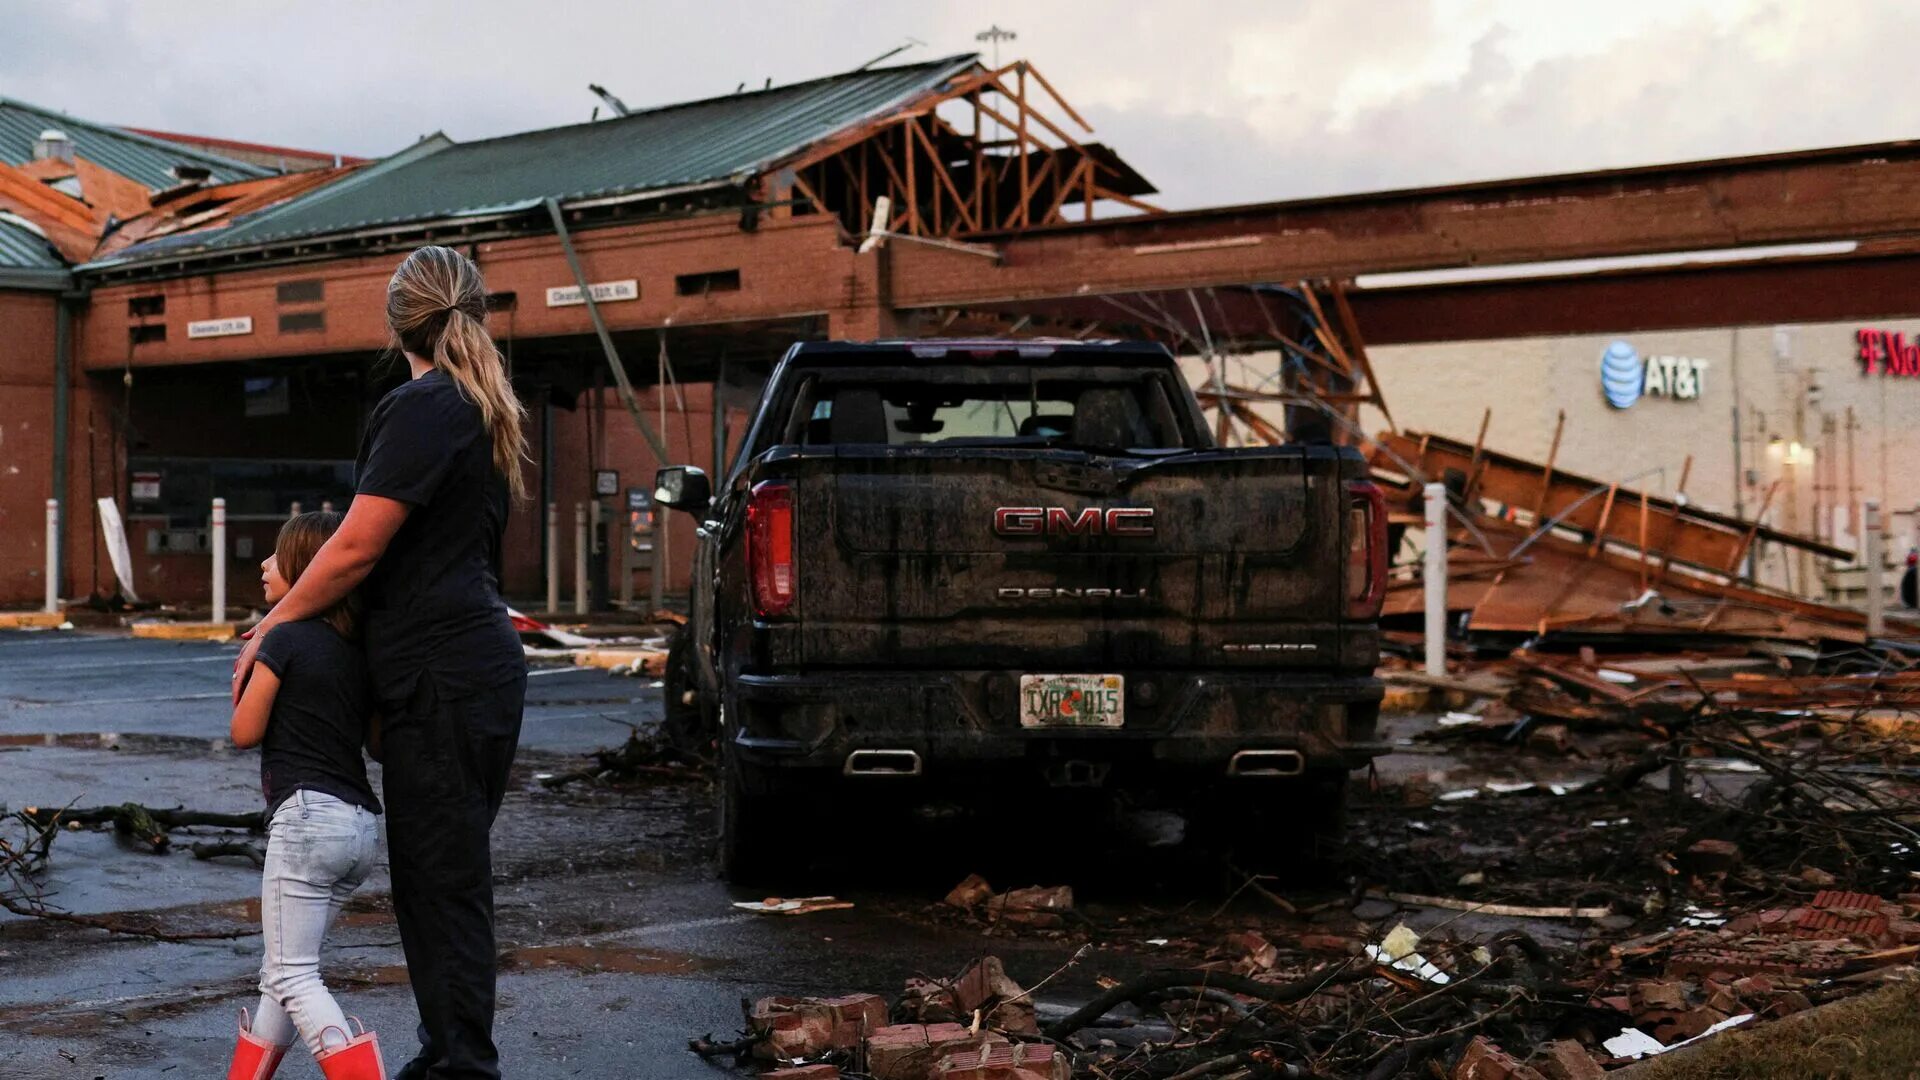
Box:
[502,944,706,976]
[0,732,233,754]
[332,946,703,991]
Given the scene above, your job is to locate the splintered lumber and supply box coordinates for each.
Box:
[1373,431,1852,574]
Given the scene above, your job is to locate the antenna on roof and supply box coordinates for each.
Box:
[587,83,632,117]
[857,37,926,71]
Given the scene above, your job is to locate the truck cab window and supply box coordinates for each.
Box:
[797,377,1185,451]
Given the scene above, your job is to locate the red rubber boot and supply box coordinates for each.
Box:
[314,1019,387,1080]
[227,1009,289,1080]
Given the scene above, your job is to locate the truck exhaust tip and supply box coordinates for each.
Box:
[1227,749,1306,777]
[843,749,923,777]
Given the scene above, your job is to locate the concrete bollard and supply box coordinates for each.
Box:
[546,502,560,614]
[44,499,58,614]
[1424,483,1448,677]
[1866,500,1885,639]
[211,498,227,625]
[574,502,589,617]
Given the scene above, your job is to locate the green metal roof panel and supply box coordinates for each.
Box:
[0,96,269,190]
[0,215,62,269]
[0,214,68,289]
[105,55,979,260]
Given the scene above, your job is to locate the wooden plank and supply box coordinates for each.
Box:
[909,118,976,232]
[1018,61,1095,132]
[1532,410,1565,521]
[1587,483,1619,558]
[1328,279,1394,431]
[1728,478,1783,574]
[1039,156,1090,227]
[1015,67,1030,228]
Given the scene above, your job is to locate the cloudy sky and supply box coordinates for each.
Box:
[6,0,1916,208]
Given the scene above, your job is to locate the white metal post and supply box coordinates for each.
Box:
[1865,500,1885,639]
[211,498,227,624]
[574,502,589,616]
[1424,483,1448,677]
[546,502,560,614]
[43,499,59,613]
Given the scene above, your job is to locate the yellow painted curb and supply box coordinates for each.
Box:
[571,647,667,674]
[131,621,236,642]
[0,611,65,630]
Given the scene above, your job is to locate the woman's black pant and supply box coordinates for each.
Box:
[382,671,525,1080]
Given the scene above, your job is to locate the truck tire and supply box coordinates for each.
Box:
[662,629,713,759]
[716,743,779,885]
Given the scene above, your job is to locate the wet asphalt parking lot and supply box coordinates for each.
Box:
[0,628,1621,1080]
[0,629,1216,1079]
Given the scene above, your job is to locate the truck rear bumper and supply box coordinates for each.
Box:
[725,668,1384,783]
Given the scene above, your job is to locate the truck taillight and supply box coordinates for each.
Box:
[746,481,796,618]
[1346,480,1387,619]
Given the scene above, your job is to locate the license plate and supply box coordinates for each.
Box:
[1019,674,1124,728]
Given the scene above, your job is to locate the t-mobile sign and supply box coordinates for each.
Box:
[1856,328,1920,377]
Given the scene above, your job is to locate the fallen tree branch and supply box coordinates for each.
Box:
[1044,962,1370,1042]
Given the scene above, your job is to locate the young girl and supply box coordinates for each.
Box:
[227,511,386,1080]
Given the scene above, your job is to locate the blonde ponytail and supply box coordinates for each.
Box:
[386,246,531,501]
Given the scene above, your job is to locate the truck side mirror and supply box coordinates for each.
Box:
[654,465,712,513]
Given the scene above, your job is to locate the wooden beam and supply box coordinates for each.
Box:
[1008,154,1058,230]
[1018,61,1095,133]
[1038,156,1090,227]
[1016,67,1030,228]
[909,118,977,232]
[1532,410,1565,521]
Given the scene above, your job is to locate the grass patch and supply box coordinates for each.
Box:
[1623,980,1920,1080]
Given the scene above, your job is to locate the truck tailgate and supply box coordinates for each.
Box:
[776,447,1356,670]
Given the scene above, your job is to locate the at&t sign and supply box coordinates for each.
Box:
[1600,341,1708,410]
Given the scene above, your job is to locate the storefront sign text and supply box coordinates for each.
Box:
[186,316,253,339]
[546,280,639,307]
[1856,328,1920,376]
[1600,340,1707,409]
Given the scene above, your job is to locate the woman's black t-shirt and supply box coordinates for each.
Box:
[354,368,525,705]
[255,619,381,814]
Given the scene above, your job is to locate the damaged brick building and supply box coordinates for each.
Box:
[8,57,1920,611]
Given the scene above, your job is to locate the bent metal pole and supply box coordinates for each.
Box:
[211,498,227,625]
[1424,483,1448,677]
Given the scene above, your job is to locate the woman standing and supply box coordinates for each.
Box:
[234,245,530,1080]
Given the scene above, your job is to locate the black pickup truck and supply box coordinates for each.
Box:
[655,339,1386,881]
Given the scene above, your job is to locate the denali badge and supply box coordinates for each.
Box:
[998,587,1146,600]
[994,506,1155,537]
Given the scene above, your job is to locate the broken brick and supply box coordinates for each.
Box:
[1525,723,1573,755]
[1628,981,1688,1012]
[764,1067,841,1080]
[987,886,1074,927]
[1795,890,1890,941]
[900,976,963,1023]
[749,993,889,1061]
[1453,1036,1546,1080]
[1222,930,1278,973]
[866,1023,1001,1080]
[1683,838,1743,876]
[932,1042,1068,1080]
[944,873,994,909]
[1532,1040,1605,1080]
[1299,932,1359,955]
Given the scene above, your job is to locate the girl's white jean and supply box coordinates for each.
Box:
[251,788,380,1056]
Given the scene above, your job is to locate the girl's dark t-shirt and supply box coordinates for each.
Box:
[255,619,381,814]
[354,368,525,705]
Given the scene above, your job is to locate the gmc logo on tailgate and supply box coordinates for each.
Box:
[994,507,1155,537]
